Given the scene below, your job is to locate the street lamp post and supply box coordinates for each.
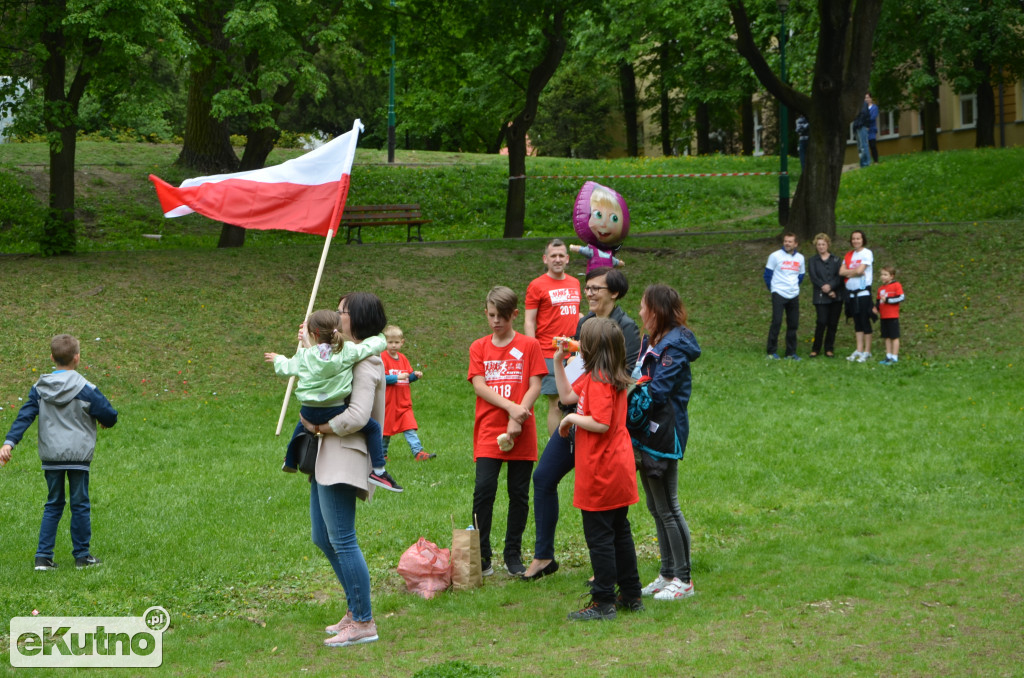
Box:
[777,0,790,226]
[387,0,396,163]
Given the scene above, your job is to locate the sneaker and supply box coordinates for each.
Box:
[847,351,862,362]
[615,595,645,612]
[653,577,695,600]
[785,354,802,361]
[325,619,378,647]
[281,462,297,473]
[567,598,617,621]
[641,574,671,597]
[75,555,102,569]
[368,470,403,493]
[414,451,436,461]
[504,552,525,576]
[325,610,353,635]
[767,353,781,360]
[481,560,494,577]
[34,557,58,571]
[879,358,892,365]
[856,352,871,363]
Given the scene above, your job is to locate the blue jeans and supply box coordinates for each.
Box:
[382,429,423,456]
[38,469,91,560]
[286,405,384,470]
[857,126,871,167]
[310,481,372,622]
[531,431,575,560]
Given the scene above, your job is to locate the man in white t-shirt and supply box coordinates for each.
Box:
[763,232,806,360]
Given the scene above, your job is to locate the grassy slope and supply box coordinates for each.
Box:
[3,143,1024,254]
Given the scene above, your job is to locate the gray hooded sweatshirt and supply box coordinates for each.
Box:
[3,370,118,471]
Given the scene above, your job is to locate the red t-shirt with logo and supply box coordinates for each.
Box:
[382,351,417,435]
[467,332,547,461]
[571,373,639,512]
[526,274,581,358]
[877,281,904,319]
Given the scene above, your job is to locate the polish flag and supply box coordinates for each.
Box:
[150,120,362,236]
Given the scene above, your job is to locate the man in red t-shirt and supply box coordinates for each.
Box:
[525,239,581,436]
[468,286,547,577]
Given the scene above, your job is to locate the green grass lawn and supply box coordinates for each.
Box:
[1,225,1022,676]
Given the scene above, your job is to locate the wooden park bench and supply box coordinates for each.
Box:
[340,204,432,244]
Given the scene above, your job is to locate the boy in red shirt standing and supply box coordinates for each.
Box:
[381,325,435,461]
[876,266,905,365]
[468,286,547,577]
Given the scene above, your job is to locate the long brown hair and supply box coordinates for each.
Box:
[306,309,345,353]
[579,317,631,391]
[642,284,687,344]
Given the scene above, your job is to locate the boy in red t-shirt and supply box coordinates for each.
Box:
[554,318,642,620]
[876,265,905,365]
[382,325,436,461]
[467,286,547,577]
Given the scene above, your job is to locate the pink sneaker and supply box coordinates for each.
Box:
[325,610,352,635]
[653,577,695,600]
[325,619,378,647]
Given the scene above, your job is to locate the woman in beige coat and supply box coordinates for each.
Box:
[299,292,388,648]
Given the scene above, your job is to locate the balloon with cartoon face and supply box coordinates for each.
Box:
[573,181,629,249]
[572,181,630,272]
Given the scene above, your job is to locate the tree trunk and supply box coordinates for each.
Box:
[503,10,568,239]
[740,94,754,155]
[974,69,996,148]
[729,0,882,240]
[177,57,238,173]
[618,60,639,157]
[695,102,710,155]
[39,8,95,256]
[659,44,672,156]
[921,55,940,152]
[216,125,284,248]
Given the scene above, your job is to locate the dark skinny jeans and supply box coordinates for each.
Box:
[531,431,575,560]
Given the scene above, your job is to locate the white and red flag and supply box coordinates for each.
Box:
[150,120,362,236]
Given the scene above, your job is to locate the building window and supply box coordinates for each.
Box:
[959,94,977,128]
[878,111,899,138]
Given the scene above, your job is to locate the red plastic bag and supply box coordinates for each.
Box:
[397,537,452,599]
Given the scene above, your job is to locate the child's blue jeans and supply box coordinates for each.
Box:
[285,405,384,470]
[38,469,91,560]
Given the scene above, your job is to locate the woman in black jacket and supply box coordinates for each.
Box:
[807,233,844,357]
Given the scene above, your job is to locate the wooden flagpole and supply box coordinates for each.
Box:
[275,227,336,435]
[274,120,361,435]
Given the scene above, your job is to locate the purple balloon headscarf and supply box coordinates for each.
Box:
[572,181,630,249]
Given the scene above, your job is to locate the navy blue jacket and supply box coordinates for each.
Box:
[634,325,701,458]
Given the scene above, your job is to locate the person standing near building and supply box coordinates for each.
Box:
[866,93,880,164]
[853,94,872,168]
[764,232,806,360]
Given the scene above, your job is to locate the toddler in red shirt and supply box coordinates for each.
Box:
[382,325,435,461]
[876,265,905,365]
[553,318,642,620]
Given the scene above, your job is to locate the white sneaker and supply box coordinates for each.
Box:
[653,578,695,600]
[856,352,871,363]
[641,574,671,597]
[846,351,862,362]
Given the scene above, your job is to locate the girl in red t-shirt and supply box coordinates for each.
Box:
[553,317,642,620]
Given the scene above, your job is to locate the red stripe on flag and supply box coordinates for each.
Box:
[149,174,350,236]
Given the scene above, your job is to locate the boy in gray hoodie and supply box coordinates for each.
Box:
[1,334,118,570]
